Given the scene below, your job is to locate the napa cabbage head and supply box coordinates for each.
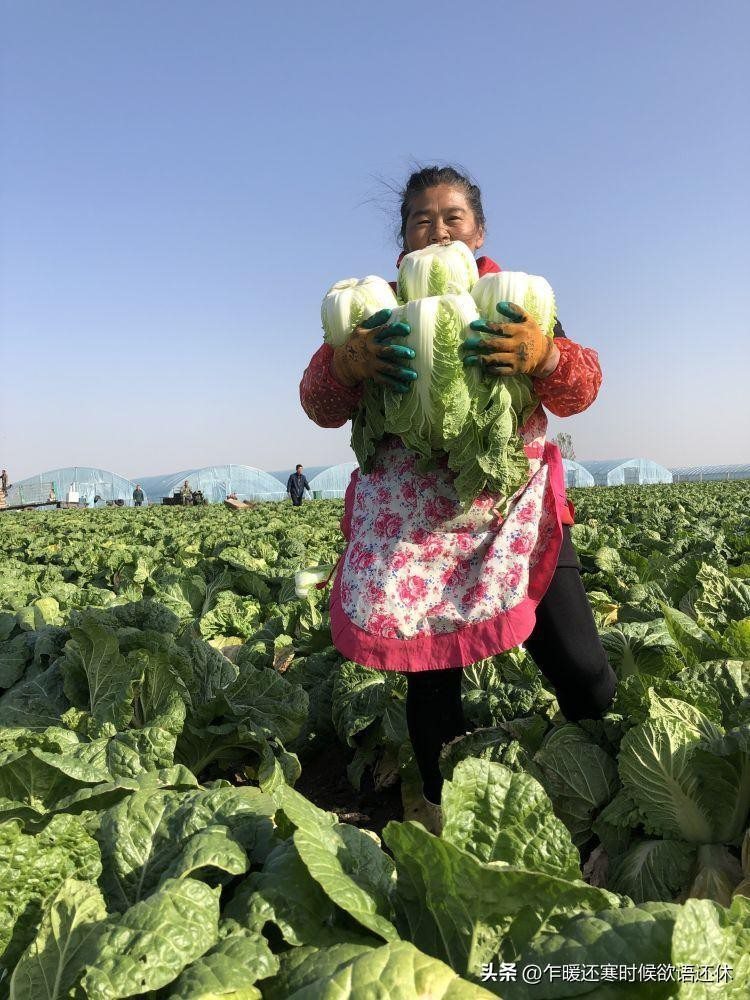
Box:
[472,271,557,336]
[321,276,398,347]
[397,241,479,303]
[382,293,480,452]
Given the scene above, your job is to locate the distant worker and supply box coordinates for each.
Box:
[286,464,311,507]
[1,469,8,494]
[47,485,56,502]
[181,480,192,506]
[133,484,145,507]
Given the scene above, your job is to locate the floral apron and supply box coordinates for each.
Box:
[329,406,567,672]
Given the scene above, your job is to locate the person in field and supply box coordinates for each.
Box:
[300,165,616,832]
[287,465,311,507]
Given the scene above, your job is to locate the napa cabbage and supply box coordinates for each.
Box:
[294,565,335,599]
[321,276,398,347]
[396,240,478,302]
[472,270,557,335]
[321,249,558,507]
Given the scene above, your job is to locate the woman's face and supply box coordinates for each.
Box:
[403,183,485,254]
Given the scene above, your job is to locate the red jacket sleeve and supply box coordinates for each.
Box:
[300,344,364,428]
[532,338,602,417]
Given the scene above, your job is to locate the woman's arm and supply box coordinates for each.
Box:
[300,344,365,428]
[531,321,602,417]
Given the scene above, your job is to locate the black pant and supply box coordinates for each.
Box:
[405,561,617,803]
[291,496,303,507]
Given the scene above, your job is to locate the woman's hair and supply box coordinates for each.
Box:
[398,165,485,247]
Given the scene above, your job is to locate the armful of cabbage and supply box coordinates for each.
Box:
[320,243,557,509]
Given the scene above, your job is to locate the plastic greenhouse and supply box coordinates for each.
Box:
[582,459,673,486]
[671,464,750,483]
[307,462,359,499]
[562,459,595,488]
[137,465,287,504]
[6,467,142,507]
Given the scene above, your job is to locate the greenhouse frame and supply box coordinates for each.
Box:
[581,459,673,486]
[307,462,359,499]
[671,464,750,483]
[562,459,595,488]
[137,465,287,504]
[6,467,143,507]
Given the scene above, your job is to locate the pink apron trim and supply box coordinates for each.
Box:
[329,443,565,672]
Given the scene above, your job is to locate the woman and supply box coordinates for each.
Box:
[300,166,616,830]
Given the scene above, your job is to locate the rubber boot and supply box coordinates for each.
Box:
[404,794,443,836]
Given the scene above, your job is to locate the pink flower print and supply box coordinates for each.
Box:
[365,580,384,604]
[374,510,403,539]
[368,468,385,484]
[397,574,428,605]
[411,528,444,559]
[510,533,533,555]
[455,532,475,554]
[397,455,416,476]
[473,492,496,512]
[349,544,375,571]
[424,494,458,524]
[503,563,523,589]
[376,486,391,504]
[427,600,450,618]
[401,481,418,504]
[391,548,413,570]
[516,503,536,523]
[441,562,471,588]
[367,611,400,638]
[341,580,352,605]
[462,581,488,606]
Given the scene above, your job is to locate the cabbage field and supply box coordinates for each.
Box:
[1,481,749,998]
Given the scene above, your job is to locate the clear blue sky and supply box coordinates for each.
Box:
[2,0,748,482]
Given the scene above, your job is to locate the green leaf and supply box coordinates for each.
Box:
[441,759,580,880]
[291,819,398,943]
[507,903,679,999]
[608,838,696,903]
[0,814,102,970]
[164,922,277,999]
[224,840,370,948]
[661,605,727,665]
[601,620,680,678]
[9,878,107,1000]
[271,940,497,999]
[671,896,750,998]
[384,820,621,973]
[529,725,619,847]
[618,695,721,844]
[81,878,220,999]
[59,616,140,728]
[0,747,111,821]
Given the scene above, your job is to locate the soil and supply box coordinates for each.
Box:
[295,742,404,839]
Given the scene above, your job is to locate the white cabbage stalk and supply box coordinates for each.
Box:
[386,293,480,449]
[397,242,479,303]
[294,564,335,599]
[471,271,557,336]
[321,276,398,347]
